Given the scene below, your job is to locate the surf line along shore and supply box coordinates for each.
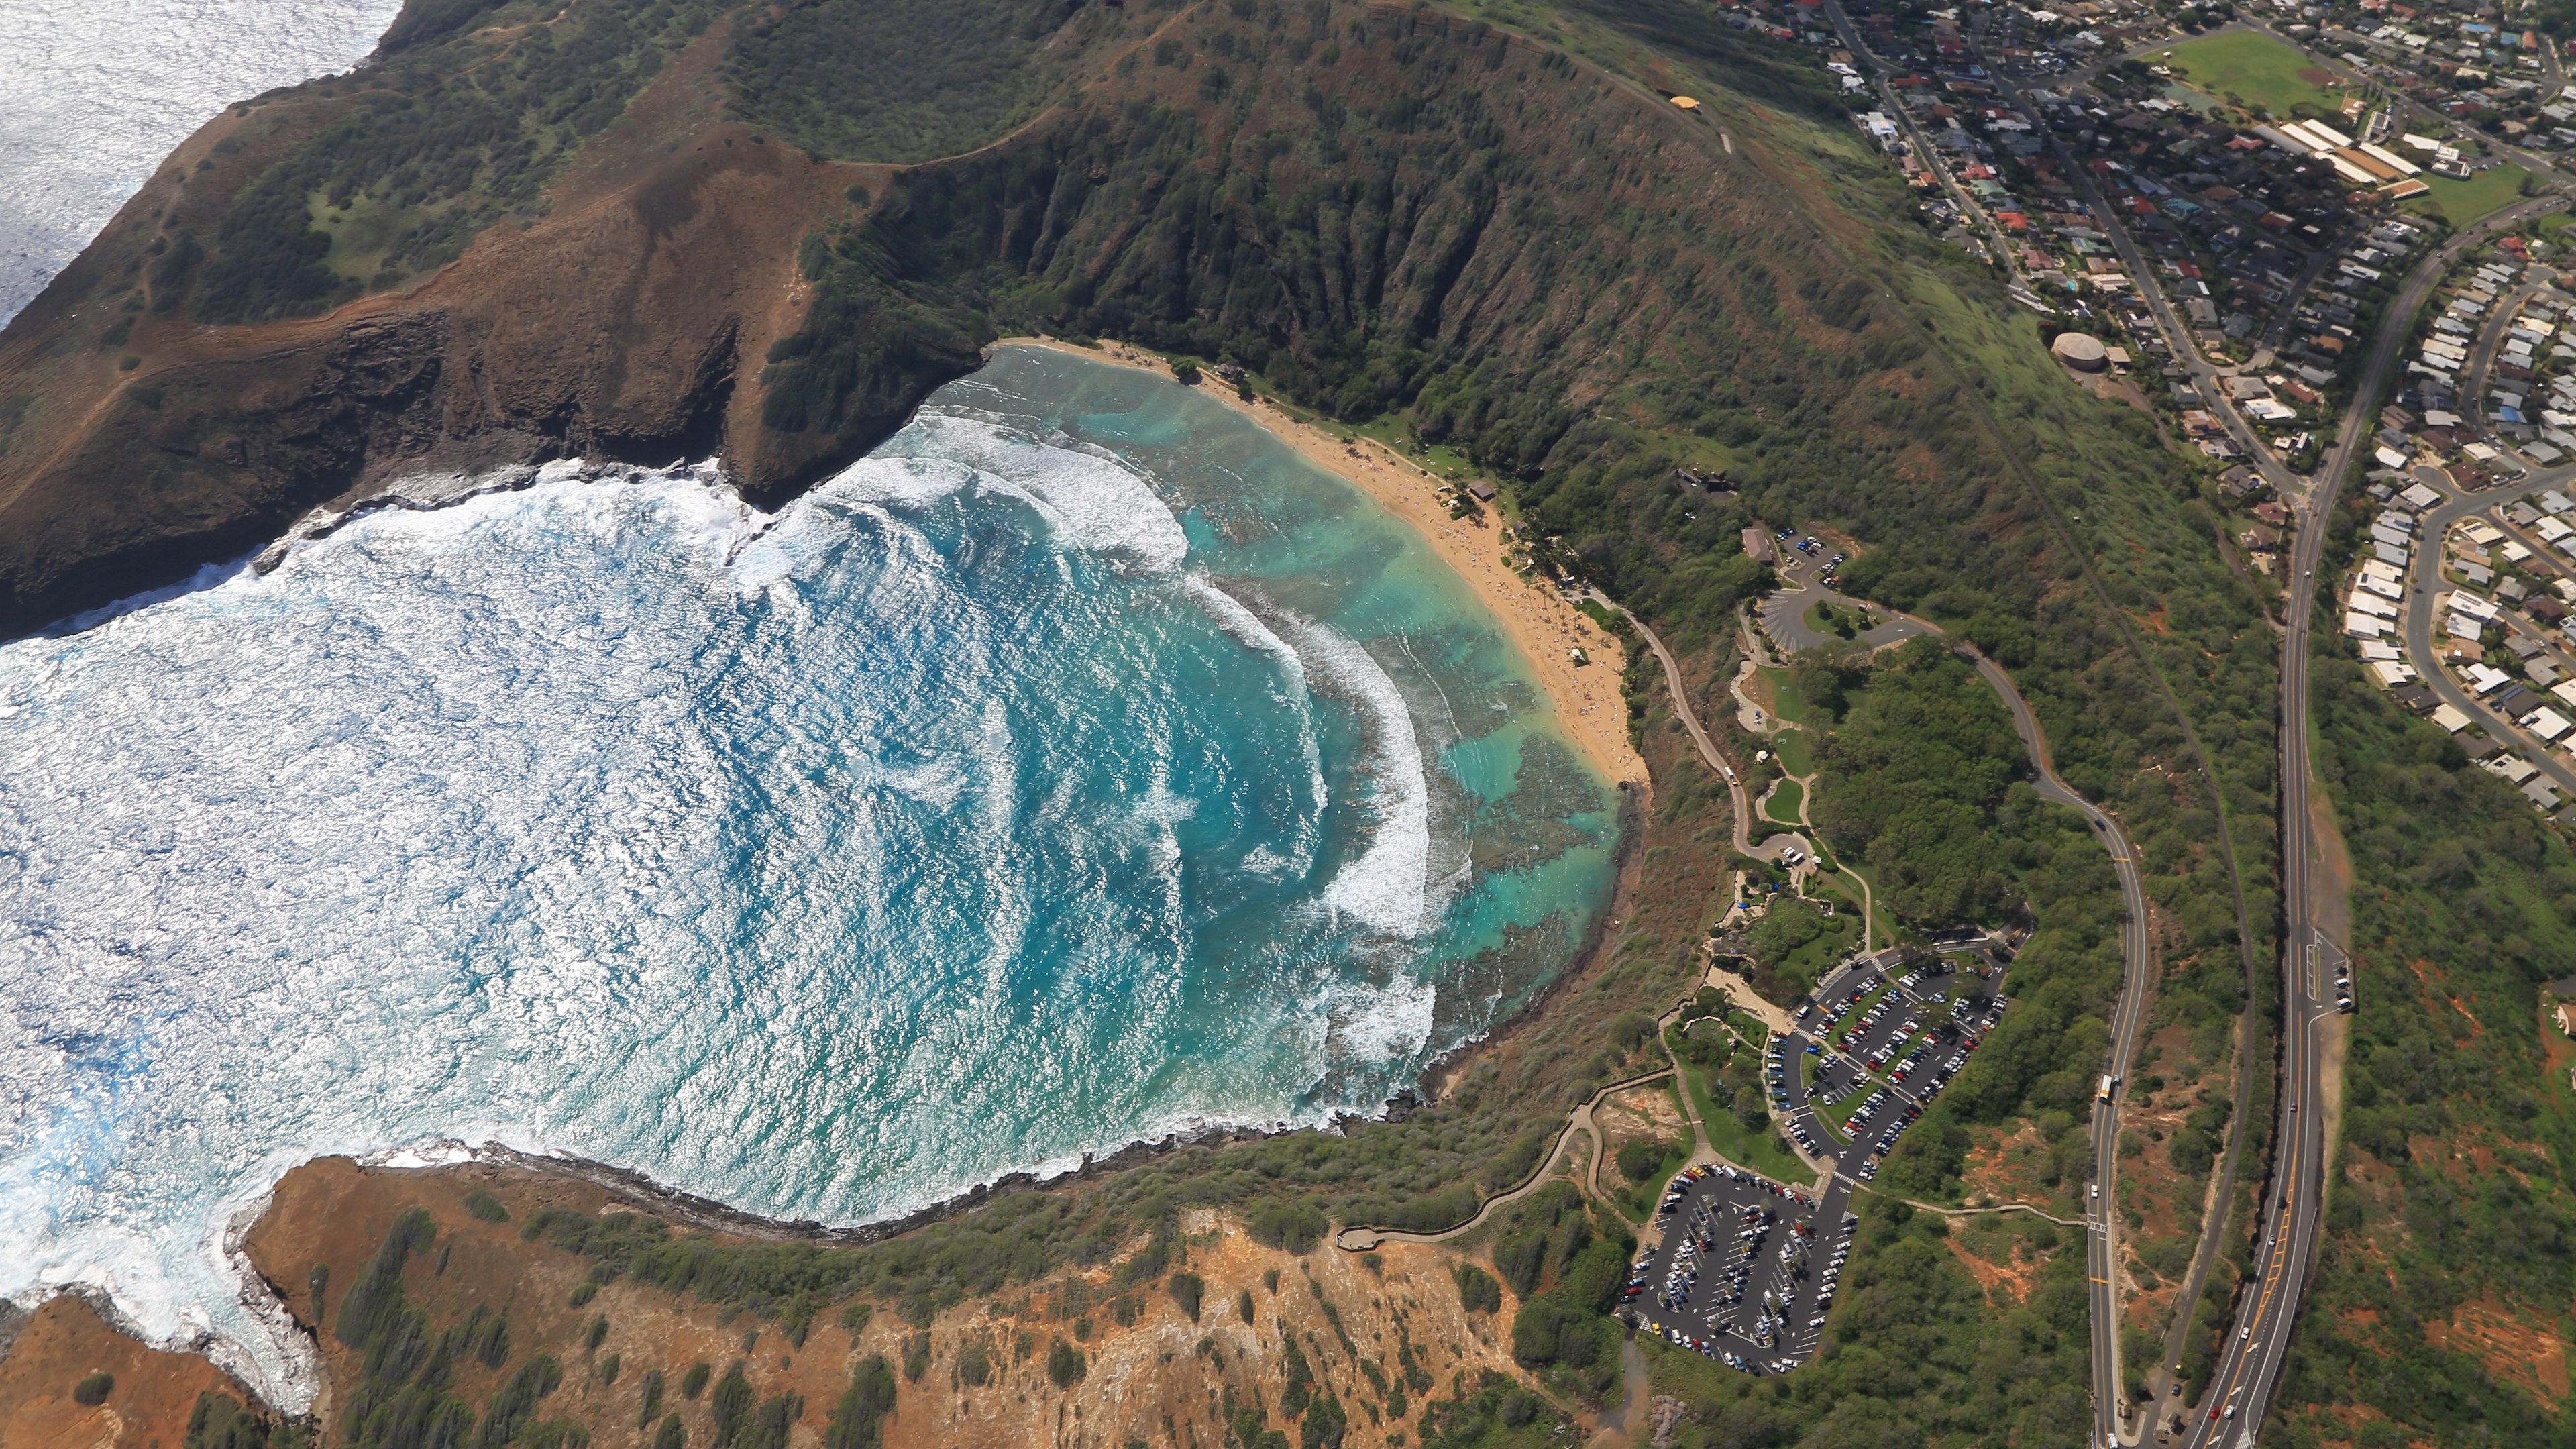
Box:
[991,338,1648,796]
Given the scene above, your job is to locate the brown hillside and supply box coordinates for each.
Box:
[0,1155,1532,1449]
[0,0,1908,641]
[0,12,970,637]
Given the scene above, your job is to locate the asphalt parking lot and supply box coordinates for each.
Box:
[1635,939,2014,1375]
[1625,1162,1857,1374]
[1778,949,2011,1186]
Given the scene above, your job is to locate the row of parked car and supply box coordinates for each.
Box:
[1768,525,1849,586]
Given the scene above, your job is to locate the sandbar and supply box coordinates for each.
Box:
[992,337,1648,792]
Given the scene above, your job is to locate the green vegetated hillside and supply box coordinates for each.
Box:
[58,0,2306,1442]
[727,0,1125,164]
[2263,500,2576,1449]
[189,0,725,322]
[709,0,2279,1440]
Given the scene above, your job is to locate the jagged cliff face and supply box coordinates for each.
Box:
[0,0,1910,638]
[97,1157,1526,1449]
[0,3,977,636]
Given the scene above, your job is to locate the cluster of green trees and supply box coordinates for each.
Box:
[183,1391,304,1449]
[1491,1184,1633,1401]
[1810,639,2024,925]
[1649,1200,2090,1448]
[1411,1370,1558,1449]
[325,1205,581,1449]
[1743,896,1858,1000]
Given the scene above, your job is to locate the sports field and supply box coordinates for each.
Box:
[2404,164,2531,226]
[2157,30,2345,118]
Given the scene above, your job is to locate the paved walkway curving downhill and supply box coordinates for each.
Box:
[1594,592,1811,874]
[1902,1197,2086,1229]
[1333,1064,1675,1251]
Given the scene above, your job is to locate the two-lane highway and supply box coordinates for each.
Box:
[2174,193,2563,1449]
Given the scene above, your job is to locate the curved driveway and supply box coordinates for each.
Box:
[1962,649,2157,1440]
[2400,475,2576,799]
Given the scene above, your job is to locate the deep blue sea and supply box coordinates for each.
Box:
[0,345,1616,1399]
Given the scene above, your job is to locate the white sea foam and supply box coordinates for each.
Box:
[1178,574,1327,879]
[909,410,1192,570]
[1181,574,1311,693]
[1273,614,1434,940]
[0,353,1585,1413]
[1313,973,1442,1066]
[813,453,984,514]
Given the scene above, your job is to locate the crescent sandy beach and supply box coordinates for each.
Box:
[998,337,1649,794]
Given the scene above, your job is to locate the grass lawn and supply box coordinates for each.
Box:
[1766,906,1860,998]
[2156,30,2346,119]
[1805,871,1860,914]
[1763,777,1806,826]
[1749,665,1818,726]
[1772,727,1815,777]
[2406,164,2532,227]
[1802,598,1866,641]
[1678,1055,1811,1181]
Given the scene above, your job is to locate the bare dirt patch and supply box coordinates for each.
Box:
[2434,1299,2569,1405]
[2338,1146,2407,1226]
[0,1295,247,1449]
[2318,1011,2351,1174]
[1958,1118,2058,1208]
[2443,994,2485,1038]
[1595,1083,1690,1194]
[1943,1233,2047,1308]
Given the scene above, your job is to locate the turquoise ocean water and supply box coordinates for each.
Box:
[0,345,1616,1400]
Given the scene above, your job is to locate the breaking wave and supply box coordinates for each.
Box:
[0,345,1613,1407]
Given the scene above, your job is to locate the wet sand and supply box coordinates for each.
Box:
[993,338,1647,790]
